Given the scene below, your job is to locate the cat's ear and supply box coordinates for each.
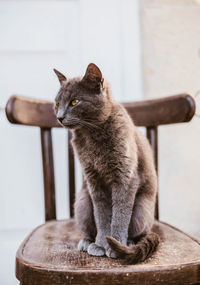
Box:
[81,63,103,89]
[53,69,67,85]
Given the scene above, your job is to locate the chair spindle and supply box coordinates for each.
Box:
[146,126,159,220]
[68,131,76,218]
[40,128,56,221]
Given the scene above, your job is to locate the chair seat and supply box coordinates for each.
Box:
[16,219,200,285]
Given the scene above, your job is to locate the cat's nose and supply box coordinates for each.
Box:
[57,116,64,123]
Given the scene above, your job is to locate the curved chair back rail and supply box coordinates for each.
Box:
[5,94,196,221]
[6,94,195,128]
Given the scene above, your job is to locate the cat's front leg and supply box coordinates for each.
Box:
[75,182,97,252]
[107,182,138,258]
[87,187,112,257]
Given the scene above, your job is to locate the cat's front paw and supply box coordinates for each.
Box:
[78,238,92,252]
[87,243,105,256]
[106,248,117,259]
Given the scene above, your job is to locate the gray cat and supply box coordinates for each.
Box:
[54,63,159,264]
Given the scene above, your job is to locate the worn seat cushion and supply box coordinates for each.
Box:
[16,219,200,285]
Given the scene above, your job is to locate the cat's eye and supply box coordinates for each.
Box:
[71,99,79,106]
[56,102,59,108]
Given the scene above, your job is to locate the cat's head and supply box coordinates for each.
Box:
[54,63,113,130]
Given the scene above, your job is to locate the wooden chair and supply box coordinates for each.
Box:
[6,94,200,285]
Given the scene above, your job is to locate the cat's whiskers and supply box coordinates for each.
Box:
[63,118,79,127]
[81,119,103,130]
[78,120,97,131]
[83,121,102,130]
[63,118,101,131]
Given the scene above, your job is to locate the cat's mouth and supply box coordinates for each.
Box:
[61,121,79,129]
[56,117,79,129]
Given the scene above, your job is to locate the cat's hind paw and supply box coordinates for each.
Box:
[106,248,117,259]
[87,243,105,256]
[78,238,92,252]
[127,239,135,247]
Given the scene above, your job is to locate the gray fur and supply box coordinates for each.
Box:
[54,63,159,262]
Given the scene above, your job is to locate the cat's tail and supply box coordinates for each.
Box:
[106,232,160,264]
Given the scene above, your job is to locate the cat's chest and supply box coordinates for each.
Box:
[72,131,114,170]
[71,129,134,186]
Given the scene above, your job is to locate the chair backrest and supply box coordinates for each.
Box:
[6,94,195,220]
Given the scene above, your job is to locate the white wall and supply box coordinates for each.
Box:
[141,0,200,239]
[0,1,142,284]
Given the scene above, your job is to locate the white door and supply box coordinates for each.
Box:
[0,1,142,284]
